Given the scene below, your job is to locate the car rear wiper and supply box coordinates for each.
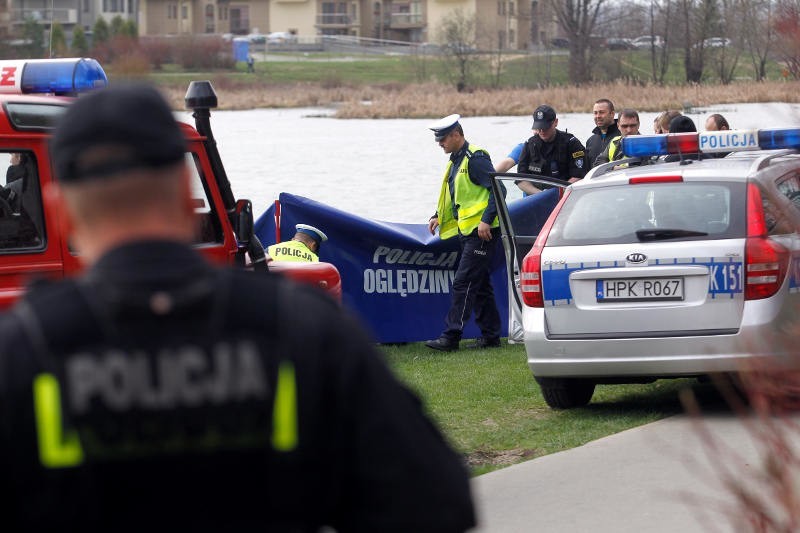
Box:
[636,228,709,241]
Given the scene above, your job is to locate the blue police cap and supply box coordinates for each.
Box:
[428,114,461,141]
[295,224,327,245]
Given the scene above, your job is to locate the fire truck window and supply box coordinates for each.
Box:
[0,151,44,250]
[186,153,223,244]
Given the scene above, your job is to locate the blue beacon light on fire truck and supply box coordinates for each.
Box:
[622,128,800,158]
[0,58,107,96]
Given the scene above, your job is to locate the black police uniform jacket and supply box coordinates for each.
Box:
[518,130,587,184]
[0,240,475,533]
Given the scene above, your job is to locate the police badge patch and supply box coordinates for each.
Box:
[576,159,584,168]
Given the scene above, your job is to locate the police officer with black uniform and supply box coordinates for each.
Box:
[517,104,587,194]
[0,85,475,532]
[424,114,504,352]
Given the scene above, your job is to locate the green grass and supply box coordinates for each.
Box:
[145,47,787,91]
[380,340,720,475]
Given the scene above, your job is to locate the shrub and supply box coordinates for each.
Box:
[109,50,151,79]
[139,37,172,70]
[173,35,234,70]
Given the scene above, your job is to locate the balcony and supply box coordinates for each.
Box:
[316,13,359,29]
[385,11,423,29]
[12,8,78,25]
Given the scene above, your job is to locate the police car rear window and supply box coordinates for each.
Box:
[546,181,746,246]
[4,102,67,130]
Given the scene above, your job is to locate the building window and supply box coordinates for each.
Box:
[182,4,188,19]
[83,0,90,12]
[509,1,514,15]
[168,4,177,18]
[205,4,214,32]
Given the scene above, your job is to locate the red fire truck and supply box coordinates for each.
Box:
[0,58,340,307]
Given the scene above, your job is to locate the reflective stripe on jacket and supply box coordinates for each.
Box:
[435,144,498,240]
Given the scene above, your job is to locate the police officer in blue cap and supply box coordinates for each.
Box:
[267,223,328,262]
[425,113,504,351]
[0,84,475,532]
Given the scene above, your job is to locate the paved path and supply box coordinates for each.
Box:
[471,413,797,532]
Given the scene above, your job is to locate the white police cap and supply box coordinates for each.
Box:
[428,113,461,141]
[295,223,328,244]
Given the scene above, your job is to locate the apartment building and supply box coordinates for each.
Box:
[136,0,557,50]
[6,0,138,35]
[2,0,559,51]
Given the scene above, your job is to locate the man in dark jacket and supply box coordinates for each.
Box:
[585,98,621,167]
[0,84,475,533]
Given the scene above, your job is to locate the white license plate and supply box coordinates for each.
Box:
[596,278,684,302]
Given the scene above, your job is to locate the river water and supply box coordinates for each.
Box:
[177,102,800,224]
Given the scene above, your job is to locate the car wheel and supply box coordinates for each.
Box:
[536,377,595,409]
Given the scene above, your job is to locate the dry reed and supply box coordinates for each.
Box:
[158,79,800,118]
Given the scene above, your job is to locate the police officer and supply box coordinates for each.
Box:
[517,104,587,193]
[267,223,327,262]
[0,85,475,532]
[424,114,504,352]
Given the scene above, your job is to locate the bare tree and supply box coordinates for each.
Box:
[548,0,605,85]
[740,0,776,81]
[438,9,480,91]
[775,0,800,79]
[678,0,721,82]
[648,0,673,85]
[707,0,743,84]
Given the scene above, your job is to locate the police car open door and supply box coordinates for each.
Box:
[490,173,569,342]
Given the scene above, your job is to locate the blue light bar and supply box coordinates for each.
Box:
[621,134,668,157]
[758,128,800,150]
[622,127,800,158]
[0,58,108,96]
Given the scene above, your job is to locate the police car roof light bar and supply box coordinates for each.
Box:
[0,58,108,96]
[622,127,800,158]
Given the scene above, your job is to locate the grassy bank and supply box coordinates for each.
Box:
[137,53,800,118]
[380,340,722,474]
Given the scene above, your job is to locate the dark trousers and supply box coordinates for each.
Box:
[443,228,501,341]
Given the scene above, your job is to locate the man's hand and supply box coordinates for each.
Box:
[428,216,439,235]
[517,181,542,195]
[477,221,492,241]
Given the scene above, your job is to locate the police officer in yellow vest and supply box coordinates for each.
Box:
[424,114,505,352]
[267,223,327,263]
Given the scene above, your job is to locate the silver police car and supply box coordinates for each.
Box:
[494,128,800,408]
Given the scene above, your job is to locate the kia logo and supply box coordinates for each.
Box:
[627,253,647,264]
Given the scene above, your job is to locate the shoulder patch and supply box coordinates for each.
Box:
[572,150,585,159]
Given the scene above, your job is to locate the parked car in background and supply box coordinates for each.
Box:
[550,37,570,49]
[703,37,733,48]
[492,128,800,409]
[247,33,266,44]
[631,35,664,49]
[268,32,297,44]
[606,38,634,50]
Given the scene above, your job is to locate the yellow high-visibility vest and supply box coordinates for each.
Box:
[267,240,318,262]
[435,144,498,240]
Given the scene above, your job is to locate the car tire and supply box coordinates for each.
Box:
[536,377,596,409]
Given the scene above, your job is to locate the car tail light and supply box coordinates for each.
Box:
[744,183,790,300]
[521,189,571,307]
[629,175,683,184]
